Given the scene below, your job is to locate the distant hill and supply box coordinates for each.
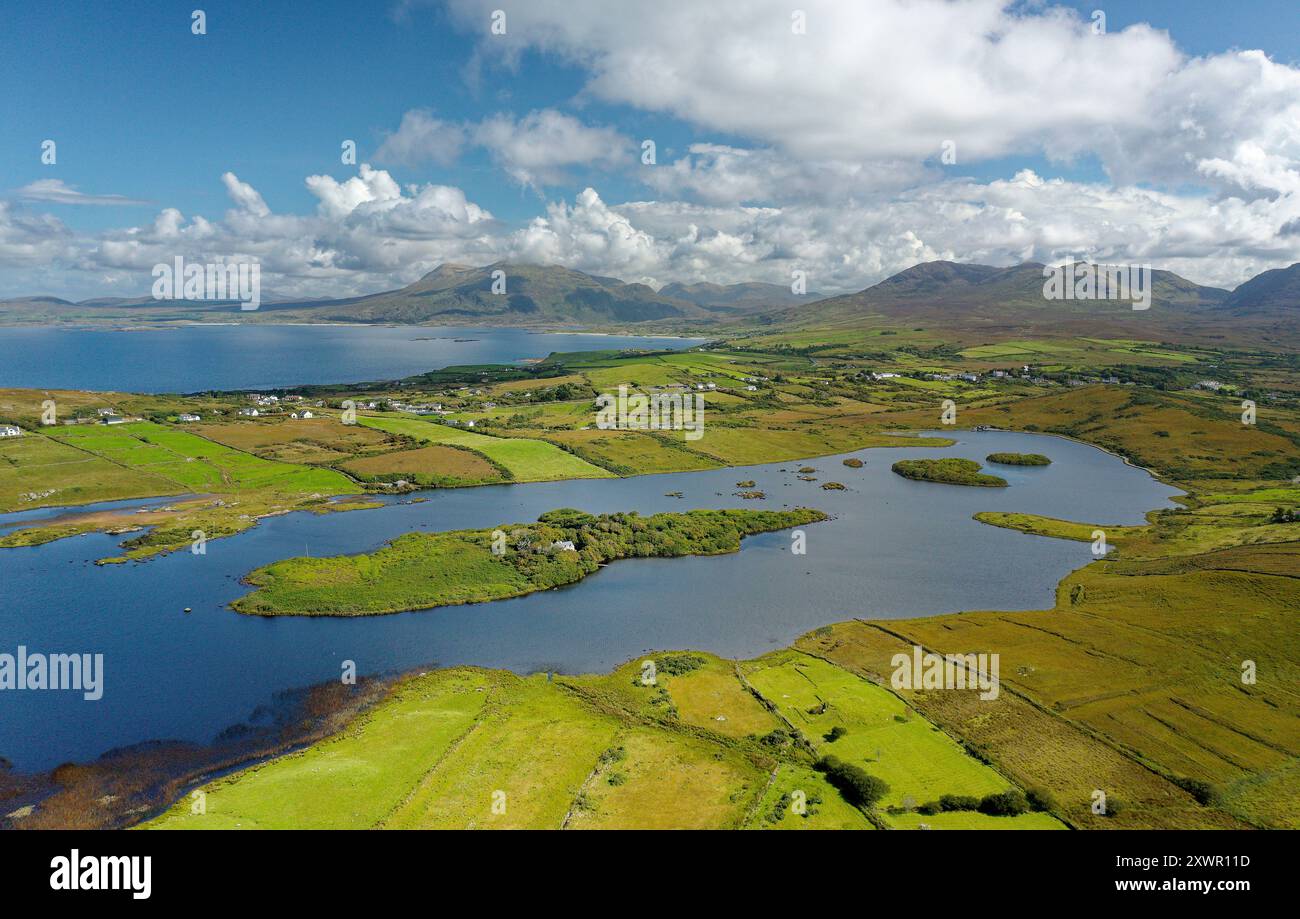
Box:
[2,260,1297,344]
[658,280,818,312]
[267,263,814,325]
[754,260,1236,338]
[260,263,715,325]
[1222,262,1300,313]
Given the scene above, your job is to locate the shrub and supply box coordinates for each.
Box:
[813,756,890,808]
[655,653,706,676]
[939,794,980,812]
[985,452,1051,466]
[917,800,941,816]
[1026,787,1057,812]
[977,789,1029,816]
[1172,776,1219,806]
[758,728,792,749]
[825,725,848,742]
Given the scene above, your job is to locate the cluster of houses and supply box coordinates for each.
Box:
[386,400,448,415]
[0,424,21,438]
[238,406,314,418]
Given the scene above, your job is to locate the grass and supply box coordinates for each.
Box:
[50,422,359,495]
[358,415,613,481]
[565,727,764,829]
[0,432,183,512]
[145,669,495,829]
[974,512,1145,546]
[956,386,1299,481]
[380,674,622,829]
[234,531,533,615]
[746,764,876,830]
[796,542,1297,830]
[541,428,721,475]
[891,458,1008,487]
[743,651,1064,829]
[659,654,781,738]
[192,417,395,462]
[986,452,1051,466]
[143,643,1070,830]
[341,444,504,486]
[233,507,827,616]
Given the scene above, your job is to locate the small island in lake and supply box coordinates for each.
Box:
[891,458,1008,487]
[986,452,1052,466]
[233,507,825,616]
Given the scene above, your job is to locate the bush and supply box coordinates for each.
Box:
[917,800,941,816]
[813,756,890,808]
[655,653,706,676]
[939,794,980,812]
[1026,787,1057,812]
[1172,776,1219,806]
[758,728,792,749]
[825,725,848,742]
[977,789,1029,816]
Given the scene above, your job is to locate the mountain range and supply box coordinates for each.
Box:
[1,259,1297,342]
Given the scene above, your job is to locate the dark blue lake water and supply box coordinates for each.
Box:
[0,325,706,393]
[0,430,1181,770]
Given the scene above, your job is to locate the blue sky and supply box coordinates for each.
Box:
[3,0,1299,299]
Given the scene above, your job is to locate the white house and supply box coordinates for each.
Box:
[551,540,577,552]
[238,407,260,417]
[0,424,22,437]
[178,413,201,422]
[746,385,758,391]
[301,410,314,419]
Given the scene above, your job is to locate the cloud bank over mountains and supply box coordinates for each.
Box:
[3,0,1299,300]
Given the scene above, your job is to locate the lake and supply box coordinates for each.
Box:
[0,325,707,393]
[0,430,1181,770]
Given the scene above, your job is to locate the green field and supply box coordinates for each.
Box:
[50,422,358,495]
[743,652,1065,829]
[147,669,496,829]
[233,507,826,616]
[0,432,183,512]
[358,415,613,481]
